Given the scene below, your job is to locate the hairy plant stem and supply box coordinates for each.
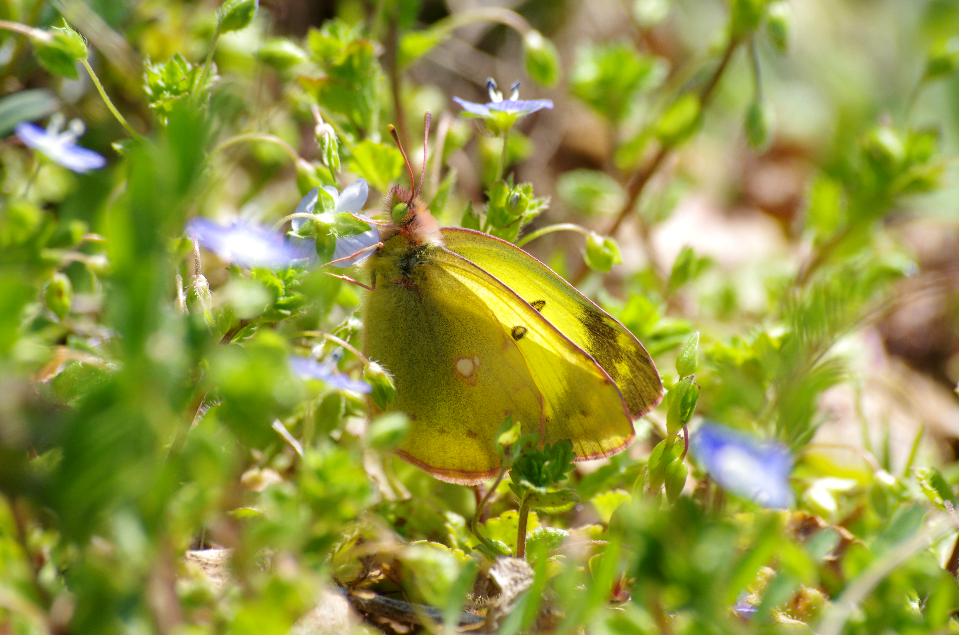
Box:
[215,133,303,166]
[572,36,743,286]
[80,59,140,138]
[517,222,590,248]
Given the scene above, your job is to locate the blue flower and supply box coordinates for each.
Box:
[690,422,794,509]
[186,218,307,270]
[291,179,379,266]
[289,355,371,394]
[15,117,106,173]
[453,79,553,133]
[734,593,757,620]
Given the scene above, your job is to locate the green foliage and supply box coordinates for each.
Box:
[33,23,87,79]
[570,42,666,122]
[0,0,956,634]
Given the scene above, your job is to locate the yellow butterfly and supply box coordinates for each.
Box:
[357,114,663,484]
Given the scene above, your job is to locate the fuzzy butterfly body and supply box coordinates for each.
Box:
[360,116,663,484]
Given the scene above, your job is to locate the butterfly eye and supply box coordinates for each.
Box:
[391,202,408,224]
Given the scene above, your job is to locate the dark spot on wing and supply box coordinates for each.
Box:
[530,299,546,312]
[511,326,528,340]
[579,305,660,416]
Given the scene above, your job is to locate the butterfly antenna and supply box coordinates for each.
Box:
[415,112,431,200]
[388,124,417,205]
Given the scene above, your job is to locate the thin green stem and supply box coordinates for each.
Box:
[516,223,590,248]
[437,6,532,40]
[749,38,763,103]
[272,212,317,230]
[498,131,509,182]
[21,160,41,197]
[0,19,46,40]
[469,466,507,556]
[572,34,743,286]
[80,59,139,138]
[215,133,302,166]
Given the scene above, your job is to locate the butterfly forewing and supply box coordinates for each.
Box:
[432,247,635,461]
[440,227,664,418]
[363,244,543,483]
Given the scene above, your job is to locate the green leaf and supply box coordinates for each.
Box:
[218,0,258,33]
[915,468,957,511]
[257,38,308,70]
[654,93,701,145]
[347,140,403,192]
[512,440,575,488]
[557,170,625,216]
[729,0,770,39]
[34,25,87,79]
[0,89,58,137]
[44,272,72,319]
[399,27,447,68]
[664,458,688,501]
[523,31,561,87]
[667,245,711,292]
[367,413,410,451]
[590,489,632,523]
[571,42,667,122]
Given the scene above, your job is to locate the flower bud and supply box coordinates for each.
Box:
[523,31,560,87]
[44,272,72,319]
[583,231,622,272]
[363,361,396,410]
[218,0,258,33]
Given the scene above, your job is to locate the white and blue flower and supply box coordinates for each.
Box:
[291,179,379,266]
[690,422,794,509]
[289,355,371,394]
[15,117,106,173]
[454,78,554,124]
[186,218,307,270]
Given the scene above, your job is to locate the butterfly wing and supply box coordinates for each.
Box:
[441,227,664,418]
[429,247,635,460]
[363,240,634,483]
[363,248,543,484]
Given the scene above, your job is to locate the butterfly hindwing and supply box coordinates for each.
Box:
[440,227,664,418]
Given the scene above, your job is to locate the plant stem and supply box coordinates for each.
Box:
[498,131,509,182]
[215,133,302,166]
[80,59,140,138]
[21,160,41,197]
[516,222,590,248]
[572,35,742,286]
[0,19,46,39]
[515,494,532,559]
[469,466,507,555]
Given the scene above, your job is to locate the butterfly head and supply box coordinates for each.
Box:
[385,113,440,245]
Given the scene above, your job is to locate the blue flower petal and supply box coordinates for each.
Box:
[289,355,371,393]
[186,218,301,270]
[16,122,106,173]
[488,99,554,115]
[690,422,794,509]
[734,594,757,620]
[333,226,380,267]
[453,97,491,117]
[335,179,368,213]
